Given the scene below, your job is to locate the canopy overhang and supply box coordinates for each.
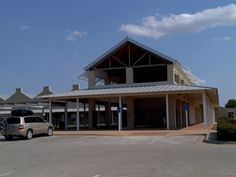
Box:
[40,84,219,106]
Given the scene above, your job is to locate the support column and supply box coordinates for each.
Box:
[49,100,52,123]
[167,64,174,83]
[42,107,45,115]
[88,99,95,129]
[168,95,176,129]
[76,98,80,130]
[202,91,208,128]
[127,97,134,129]
[173,99,177,129]
[83,103,86,128]
[185,107,189,128]
[126,67,133,84]
[88,70,96,88]
[166,94,170,130]
[64,102,68,130]
[105,102,112,127]
[118,96,122,131]
[98,104,100,128]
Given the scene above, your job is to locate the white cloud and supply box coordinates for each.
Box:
[212,36,232,41]
[11,23,31,31]
[120,4,236,39]
[18,24,30,31]
[65,30,86,41]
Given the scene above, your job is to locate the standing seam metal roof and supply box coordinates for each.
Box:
[41,84,216,98]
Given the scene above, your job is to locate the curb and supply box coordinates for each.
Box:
[204,132,218,143]
[204,132,236,144]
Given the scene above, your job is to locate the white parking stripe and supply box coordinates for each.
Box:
[93,175,100,177]
[148,137,164,144]
[0,172,13,177]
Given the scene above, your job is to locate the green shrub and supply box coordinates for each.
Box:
[217,117,236,141]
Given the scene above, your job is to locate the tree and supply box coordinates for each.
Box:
[225,99,236,108]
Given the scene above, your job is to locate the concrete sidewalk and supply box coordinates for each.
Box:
[54,123,215,137]
[54,128,215,137]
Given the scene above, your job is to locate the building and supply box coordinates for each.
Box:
[0,86,115,130]
[216,107,236,120]
[0,87,52,117]
[41,37,219,130]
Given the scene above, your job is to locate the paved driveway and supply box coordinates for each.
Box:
[0,135,235,177]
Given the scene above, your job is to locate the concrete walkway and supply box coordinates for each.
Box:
[54,123,216,137]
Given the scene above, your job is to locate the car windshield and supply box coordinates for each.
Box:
[6,117,20,124]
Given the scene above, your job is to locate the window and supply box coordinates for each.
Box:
[174,74,180,84]
[228,111,234,118]
[24,117,37,123]
[6,117,20,124]
[133,65,167,83]
[36,117,44,123]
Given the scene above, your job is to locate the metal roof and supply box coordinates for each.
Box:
[4,88,34,104]
[84,37,180,71]
[36,86,54,97]
[0,97,4,103]
[40,84,218,102]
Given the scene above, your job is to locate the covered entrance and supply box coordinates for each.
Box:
[134,97,166,129]
[42,84,218,131]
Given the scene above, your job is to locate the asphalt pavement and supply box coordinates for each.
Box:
[0,135,236,177]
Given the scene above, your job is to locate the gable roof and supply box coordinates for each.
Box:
[35,86,54,97]
[84,37,180,71]
[0,97,4,103]
[5,88,34,104]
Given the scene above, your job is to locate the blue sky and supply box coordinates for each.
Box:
[0,0,236,106]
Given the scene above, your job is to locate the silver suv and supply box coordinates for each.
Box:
[0,116,54,140]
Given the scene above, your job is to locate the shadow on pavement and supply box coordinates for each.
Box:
[204,132,236,145]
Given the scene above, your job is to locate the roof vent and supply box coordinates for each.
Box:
[43,86,50,92]
[16,88,22,93]
[72,84,80,91]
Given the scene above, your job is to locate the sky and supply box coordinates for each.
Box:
[0,0,236,106]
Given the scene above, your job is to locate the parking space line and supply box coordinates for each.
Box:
[148,137,164,144]
[0,172,13,177]
[92,175,100,177]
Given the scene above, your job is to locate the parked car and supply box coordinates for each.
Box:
[0,116,54,140]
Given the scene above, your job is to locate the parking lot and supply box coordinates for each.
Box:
[0,135,236,177]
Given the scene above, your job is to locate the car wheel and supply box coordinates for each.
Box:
[47,127,53,136]
[5,136,13,141]
[26,129,33,140]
